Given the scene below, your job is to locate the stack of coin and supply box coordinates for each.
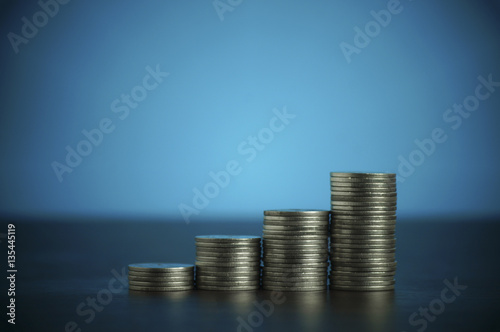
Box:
[330,172,397,291]
[262,210,330,292]
[195,235,261,291]
[128,263,194,292]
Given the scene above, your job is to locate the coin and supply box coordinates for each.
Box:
[128,275,194,282]
[128,280,194,286]
[195,235,261,242]
[264,209,331,217]
[128,263,194,273]
[196,285,259,291]
[128,285,194,292]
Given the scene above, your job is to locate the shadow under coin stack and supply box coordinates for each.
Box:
[262,210,330,292]
[330,172,397,291]
[128,263,195,292]
[195,235,261,291]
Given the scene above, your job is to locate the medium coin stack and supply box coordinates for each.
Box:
[128,263,194,292]
[195,235,261,291]
[330,172,397,291]
[262,210,330,292]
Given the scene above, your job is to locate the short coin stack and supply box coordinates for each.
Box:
[195,235,261,291]
[128,263,194,292]
[330,172,397,291]
[262,210,330,292]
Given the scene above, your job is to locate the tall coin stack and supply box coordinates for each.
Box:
[262,210,330,291]
[195,235,261,291]
[128,263,195,292]
[330,172,397,291]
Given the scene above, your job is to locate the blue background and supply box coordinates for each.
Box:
[1,0,499,222]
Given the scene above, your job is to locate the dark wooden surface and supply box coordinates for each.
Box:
[1,217,499,331]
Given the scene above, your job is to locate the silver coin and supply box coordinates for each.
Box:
[332,275,395,282]
[263,252,329,259]
[330,181,396,187]
[128,280,194,286]
[331,244,396,251]
[332,196,398,203]
[331,253,395,261]
[330,172,395,177]
[196,274,259,281]
[331,210,396,216]
[195,265,260,272]
[195,260,260,267]
[262,285,326,292]
[331,193,397,200]
[264,209,331,217]
[262,279,327,286]
[128,275,194,282]
[263,220,330,227]
[264,247,328,254]
[263,224,328,230]
[195,235,261,242]
[332,233,394,239]
[262,275,326,282]
[333,261,397,268]
[263,244,328,250]
[263,235,329,241]
[330,177,396,184]
[262,270,326,277]
[263,257,328,265]
[196,271,260,278]
[195,242,261,248]
[264,261,329,268]
[197,279,261,286]
[128,263,194,273]
[263,229,328,235]
[129,285,194,292]
[197,284,259,291]
[332,228,395,235]
[196,256,261,263]
[332,246,396,252]
[331,279,395,286]
[195,247,260,254]
[330,187,397,193]
[331,199,397,206]
[196,253,260,259]
[332,205,397,212]
[331,270,396,277]
[332,224,395,231]
[263,216,330,222]
[330,284,395,291]
[332,214,397,221]
[263,238,328,244]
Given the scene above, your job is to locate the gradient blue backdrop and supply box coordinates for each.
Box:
[1,0,499,222]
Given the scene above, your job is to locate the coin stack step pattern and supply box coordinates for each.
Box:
[128,263,195,292]
[262,210,330,292]
[195,235,261,291]
[330,172,397,291]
